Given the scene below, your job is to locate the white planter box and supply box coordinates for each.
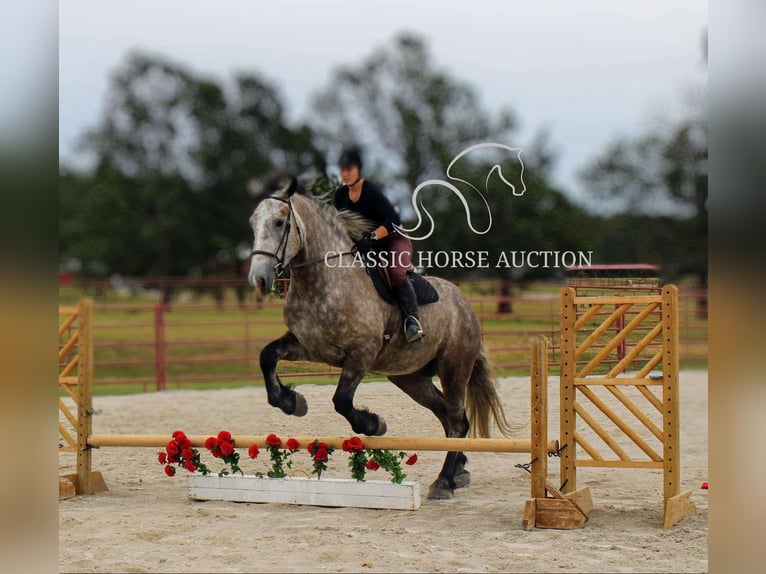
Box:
[188,474,421,511]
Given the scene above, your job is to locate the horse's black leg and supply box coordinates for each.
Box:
[333,351,386,436]
[259,332,310,416]
[453,414,472,488]
[425,356,473,500]
[389,374,471,491]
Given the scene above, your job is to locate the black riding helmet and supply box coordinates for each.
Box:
[338,147,362,171]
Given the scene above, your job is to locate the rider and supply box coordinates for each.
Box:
[334,147,425,344]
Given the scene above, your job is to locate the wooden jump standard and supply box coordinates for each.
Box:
[557,286,695,529]
[522,337,592,529]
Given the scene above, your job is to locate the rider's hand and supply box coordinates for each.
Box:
[354,231,377,254]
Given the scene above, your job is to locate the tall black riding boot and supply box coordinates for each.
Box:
[394,280,425,344]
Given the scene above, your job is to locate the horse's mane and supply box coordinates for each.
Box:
[304,193,375,241]
[249,172,375,241]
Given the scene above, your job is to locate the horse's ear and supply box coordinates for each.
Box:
[284,176,298,198]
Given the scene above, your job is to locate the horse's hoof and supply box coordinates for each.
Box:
[292,393,308,417]
[374,416,387,436]
[353,412,387,436]
[427,479,454,500]
[454,469,471,489]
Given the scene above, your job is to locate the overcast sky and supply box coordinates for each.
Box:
[59,0,707,205]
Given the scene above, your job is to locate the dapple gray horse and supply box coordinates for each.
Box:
[248,177,514,499]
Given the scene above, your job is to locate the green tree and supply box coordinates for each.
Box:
[310,33,515,200]
[60,52,320,279]
[579,114,707,290]
[311,34,598,311]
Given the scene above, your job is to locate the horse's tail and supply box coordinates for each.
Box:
[465,345,517,438]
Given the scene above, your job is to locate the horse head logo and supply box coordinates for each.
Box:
[394,143,526,241]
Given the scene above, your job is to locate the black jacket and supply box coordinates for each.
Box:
[333,180,400,235]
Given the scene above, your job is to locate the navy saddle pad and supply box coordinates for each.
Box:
[367,267,439,306]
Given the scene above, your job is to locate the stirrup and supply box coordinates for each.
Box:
[404,316,425,344]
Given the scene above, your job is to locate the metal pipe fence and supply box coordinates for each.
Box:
[58,278,707,392]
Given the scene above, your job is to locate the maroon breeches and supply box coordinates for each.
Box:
[378,231,412,286]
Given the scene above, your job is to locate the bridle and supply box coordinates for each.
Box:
[249,196,302,277]
[250,196,355,278]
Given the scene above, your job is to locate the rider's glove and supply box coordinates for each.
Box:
[355,231,377,254]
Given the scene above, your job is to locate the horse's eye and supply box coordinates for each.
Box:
[275,219,285,228]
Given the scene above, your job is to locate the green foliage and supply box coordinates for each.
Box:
[216,449,242,477]
[309,172,342,201]
[347,449,368,482]
[368,450,408,484]
[60,52,320,277]
[266,444,294,478]
[310,33,515,198]
[580,114,707,285]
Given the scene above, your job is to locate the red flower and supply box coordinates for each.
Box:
[181,448,194,460]
[210,450,221,459]
[168,454,180,463]
[164,465,176,477]
[158,452,167,464]
[286,438,300,452]
[219,441,234,456]
[204,437,219,450]
[183,460,197,473]
[701,482,709,490]
[180,437,192,449]
[172,430,187,442]
[266,434,282,448]
[405,454,418,465]
[308,441,329,460]
[166,441,179,456]
[365,459,380,471]
[342,436,364,452]
[217,430,232,443]
[248,445,260,459]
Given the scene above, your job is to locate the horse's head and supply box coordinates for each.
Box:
[247,176,302,296]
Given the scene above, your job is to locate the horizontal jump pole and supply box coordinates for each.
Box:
[88,434,559,454]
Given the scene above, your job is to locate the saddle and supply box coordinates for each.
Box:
[366,266,440,306]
